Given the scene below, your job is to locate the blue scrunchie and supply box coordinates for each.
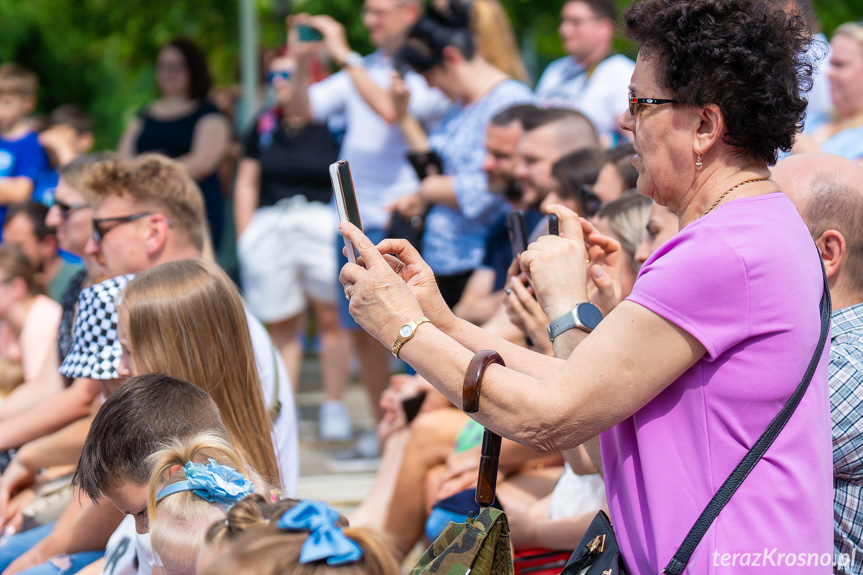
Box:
[156,459,254,511]
[277,500,363,566]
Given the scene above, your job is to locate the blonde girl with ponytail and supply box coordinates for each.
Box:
[147,432,266,575]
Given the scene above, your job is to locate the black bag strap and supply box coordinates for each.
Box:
[662,257,831,575]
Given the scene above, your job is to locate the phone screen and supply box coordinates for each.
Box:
[506,211,529,256]
[297,24,323,42]
[337,161,363,230]
[330,160,363,265]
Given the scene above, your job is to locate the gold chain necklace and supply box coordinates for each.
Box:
[703,177,770,216]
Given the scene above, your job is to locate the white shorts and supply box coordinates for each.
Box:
[238,197,338,323]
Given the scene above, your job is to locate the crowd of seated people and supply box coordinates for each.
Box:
[0,0,860,573]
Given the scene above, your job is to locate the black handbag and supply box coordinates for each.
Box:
[562,259,832,575]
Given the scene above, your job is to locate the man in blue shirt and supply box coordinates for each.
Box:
[774,153,863,575]
[0,63,49,239]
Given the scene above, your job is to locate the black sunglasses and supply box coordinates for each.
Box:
[628,90,678,116]
[92,212,173,244]
[52,199,90,220]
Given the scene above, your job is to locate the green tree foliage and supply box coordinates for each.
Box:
[0,0,859,148]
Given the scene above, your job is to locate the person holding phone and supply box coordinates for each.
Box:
[288,0,450,464]
[389,0,533,308]
[339,0,832,570]
[234,40,352,442]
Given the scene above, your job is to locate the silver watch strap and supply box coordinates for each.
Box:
[547,309,580,342]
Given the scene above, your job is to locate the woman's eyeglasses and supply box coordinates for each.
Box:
[51,199,90,220]
[628,91,678,116]
[267,70,292,84]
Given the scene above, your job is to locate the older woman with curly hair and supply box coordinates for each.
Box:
[338,0,831,572]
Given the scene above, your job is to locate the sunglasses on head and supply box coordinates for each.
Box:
[267,70,292,84]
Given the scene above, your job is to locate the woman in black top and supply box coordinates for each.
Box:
[119,38,230,249]
[234,45,352,441]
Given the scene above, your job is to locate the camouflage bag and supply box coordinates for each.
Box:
[410,506,514,575]
[411,351,515,575]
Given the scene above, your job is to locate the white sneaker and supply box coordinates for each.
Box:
[319,400,353,441]
[325,429,381,473]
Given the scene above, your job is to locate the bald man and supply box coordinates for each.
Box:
[773,153,863,574]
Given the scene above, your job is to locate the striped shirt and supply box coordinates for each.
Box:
[832,303,863,574]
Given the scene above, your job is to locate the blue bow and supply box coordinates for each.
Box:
[156,459,254,511]
[277,500,363,565]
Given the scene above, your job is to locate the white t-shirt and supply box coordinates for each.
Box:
[101,515,152,575]
[245,307,299,497]
[309,50,451,229]
[535,53,635,141]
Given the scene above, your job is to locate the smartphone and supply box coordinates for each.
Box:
[402,391,427,424]
[297,24,323,42]
[548,213,560,236]
[329,160,363,264]
[506,210,529,257]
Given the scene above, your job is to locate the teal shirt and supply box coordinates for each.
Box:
[48,261,85,303]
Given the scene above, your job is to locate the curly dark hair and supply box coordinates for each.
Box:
[623,0,813,165]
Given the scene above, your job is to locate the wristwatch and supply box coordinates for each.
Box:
[342,51,364,69]
[392,316,430,358]
[546,303,603,342]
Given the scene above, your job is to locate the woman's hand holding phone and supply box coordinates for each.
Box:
[519,205,590,322]
[339,223,456,341]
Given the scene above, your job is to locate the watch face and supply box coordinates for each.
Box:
[400,324,414,338]
[576,303,603,330]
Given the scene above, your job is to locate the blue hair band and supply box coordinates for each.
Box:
[155,459,254,512]
[277,500,363,566]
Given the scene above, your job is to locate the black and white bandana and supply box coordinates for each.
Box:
[59,274,135,380]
